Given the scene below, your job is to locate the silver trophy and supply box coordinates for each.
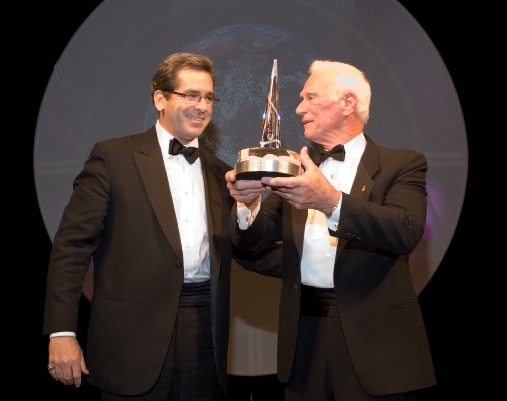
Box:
[235,59,302,179]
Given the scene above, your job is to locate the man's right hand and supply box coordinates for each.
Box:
[48,336,89,388]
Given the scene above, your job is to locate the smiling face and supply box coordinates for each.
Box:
[154,68,215,145]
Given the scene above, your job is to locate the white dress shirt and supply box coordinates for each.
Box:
[156,122,210,282]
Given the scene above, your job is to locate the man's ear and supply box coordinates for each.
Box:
[153,90,167,112]
[341,91,358,117]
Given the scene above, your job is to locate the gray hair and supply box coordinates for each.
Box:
[309,60,371,125]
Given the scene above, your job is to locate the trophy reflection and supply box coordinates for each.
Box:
[235,59,302,179]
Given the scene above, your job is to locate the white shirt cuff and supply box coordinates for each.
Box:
[49,331,76,338]
[237,201,260,230]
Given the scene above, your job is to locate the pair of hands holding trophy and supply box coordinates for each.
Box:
[225,59,341,216]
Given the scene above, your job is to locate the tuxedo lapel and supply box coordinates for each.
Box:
[335,137,377,256]
[199,154,224,273]
[291,207,308,258]
[350,164,374,200]
[350,136,378,200]
[133,129,183,259]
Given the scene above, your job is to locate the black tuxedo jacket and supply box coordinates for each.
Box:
[43,126,235,394]
[232,135,437,395]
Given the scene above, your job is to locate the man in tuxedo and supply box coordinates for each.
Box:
[44,52,234,400]
[225,60,436,400]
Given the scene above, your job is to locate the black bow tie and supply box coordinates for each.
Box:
[309,144,346,165]
[169,138,200,164]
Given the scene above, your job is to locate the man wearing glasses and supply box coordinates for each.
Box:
[44,52,237,401]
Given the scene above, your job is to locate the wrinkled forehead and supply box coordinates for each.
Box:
[302,71,336,95]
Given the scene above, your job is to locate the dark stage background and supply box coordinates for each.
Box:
[25,1,478,400]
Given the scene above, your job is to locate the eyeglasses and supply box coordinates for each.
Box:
[168,91,220,105]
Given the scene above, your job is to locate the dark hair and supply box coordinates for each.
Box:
[151,52,215,100]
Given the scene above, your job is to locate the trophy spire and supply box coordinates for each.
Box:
[260,59,281,148]
[234,59,301,179]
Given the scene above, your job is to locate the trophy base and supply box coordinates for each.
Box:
[235,147,302,180]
